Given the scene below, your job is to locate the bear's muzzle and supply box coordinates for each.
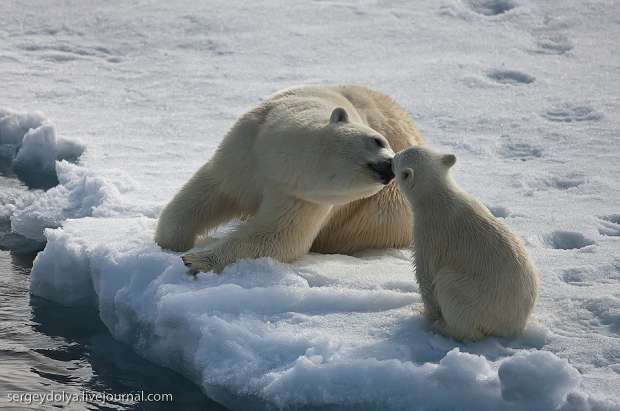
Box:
[368,159,395,184]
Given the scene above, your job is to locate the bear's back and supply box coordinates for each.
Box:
[333,85,422,150]
[264,85,422,150]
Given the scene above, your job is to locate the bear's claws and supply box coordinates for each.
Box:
[181,254,199,276]
[181,251,220,275]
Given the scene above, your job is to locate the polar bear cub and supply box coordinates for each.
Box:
[393,146,538,341]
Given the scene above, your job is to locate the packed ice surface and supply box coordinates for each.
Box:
[29,217,603,411]
[2,0,620,409]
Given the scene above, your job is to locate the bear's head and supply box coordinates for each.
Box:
[261,106,396,205]
[392,146,456,203]
[303,107,395,204]
[257,105,396,204]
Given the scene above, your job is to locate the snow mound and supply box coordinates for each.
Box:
[1,107,155,245]
[0,107,85,189]
[0,178,37,220]
[499,351,580,408]
[29,217,612,411]
[10,161,153,242]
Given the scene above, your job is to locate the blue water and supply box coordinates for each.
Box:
[0,237,229,410]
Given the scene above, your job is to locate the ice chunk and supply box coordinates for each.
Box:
[499,351,581,408]
[0,108,46,146]
[55,137,86,163]
[30,217,601,410]
[30,226,94,306]
[0,107,85,189]
[11,161,150,241]
[13,123,60,188]
[0,177,37,219]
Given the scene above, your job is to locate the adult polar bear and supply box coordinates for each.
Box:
[155,85,422,273]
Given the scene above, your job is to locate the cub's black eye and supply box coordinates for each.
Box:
[373,137,386,149]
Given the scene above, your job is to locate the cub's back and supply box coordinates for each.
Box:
[416,194,532,280]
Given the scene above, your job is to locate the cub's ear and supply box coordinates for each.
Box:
[330,107,349,124]
[441,154,456,168]
[400,168,414,181]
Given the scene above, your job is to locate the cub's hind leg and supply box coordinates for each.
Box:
[433,268,486,341]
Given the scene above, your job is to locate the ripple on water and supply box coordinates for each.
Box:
[0,249,229,411]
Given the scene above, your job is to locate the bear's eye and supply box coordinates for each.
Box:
[401,169,413,180]
[373,137,386,149]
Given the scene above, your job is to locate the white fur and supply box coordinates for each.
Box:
[393,146,538,341]
[155,85,421,272]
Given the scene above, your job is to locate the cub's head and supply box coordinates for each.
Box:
[299,107,395,204]
[392,146,456,202]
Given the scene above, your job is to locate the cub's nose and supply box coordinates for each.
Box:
[368,159,395,184]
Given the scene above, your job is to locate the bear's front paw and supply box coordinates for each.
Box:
[181,251,221,275]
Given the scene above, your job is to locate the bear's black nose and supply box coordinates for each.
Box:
[368,159,395,184]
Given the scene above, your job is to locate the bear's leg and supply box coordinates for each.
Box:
[155,164,243,252]
[181,192,332,273]
[433,269,486,341]
[414,258,442,321]
[419,284,442,321]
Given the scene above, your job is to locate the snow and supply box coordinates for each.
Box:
[29,217,609,411]
[2,0,619,409]
[10,161,154,242]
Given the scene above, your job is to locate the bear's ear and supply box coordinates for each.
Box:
[441,154,456,168]
[400,168,414,181]
[330,107,349,124]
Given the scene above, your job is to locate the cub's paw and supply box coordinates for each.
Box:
[181,251,220,275]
